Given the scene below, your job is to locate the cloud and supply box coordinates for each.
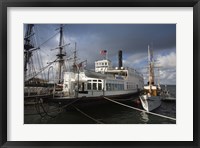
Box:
[157,52,176,69]
[156,52,176,84]
[127,52,147,64]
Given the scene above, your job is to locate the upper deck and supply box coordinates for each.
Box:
[95,59,143,80]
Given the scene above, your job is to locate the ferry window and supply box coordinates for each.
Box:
[105,63,107,65]
[93,80,97,82]
[114,84,118,90]
[98,83,102,90]
[88,80,91,82]
[117,84,119,90]
[87,83,91,90]
[93,83,97,90]
[108,83,111,90]
[111,84,114,90]
[102,63,104,65]
[107,83,111,91]
[98,80,102,82]
[120,84,123,90]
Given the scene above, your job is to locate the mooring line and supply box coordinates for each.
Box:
[40,100,56,118]
[73,105,104,124]
[104,97,176,121]
[29,98,80,118]
[60,98,80,109]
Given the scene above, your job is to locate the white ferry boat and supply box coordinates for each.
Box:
[61,50,144,101]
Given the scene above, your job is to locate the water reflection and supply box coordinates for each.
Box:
[140,111,149,123]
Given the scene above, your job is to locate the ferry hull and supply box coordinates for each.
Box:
[24,89,141,108]
[44,91,141,109]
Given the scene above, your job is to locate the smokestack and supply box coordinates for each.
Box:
[118,50,123,69]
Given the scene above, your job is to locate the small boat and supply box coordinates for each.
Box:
[139,46,161,112]
[160,85,176,101]
[139,89,161,112]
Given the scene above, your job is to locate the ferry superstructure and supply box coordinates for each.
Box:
[62,50,144,100]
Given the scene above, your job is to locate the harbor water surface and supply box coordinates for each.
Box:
[24,85,176,124]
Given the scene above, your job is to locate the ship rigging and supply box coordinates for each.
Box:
[24,24,144,104]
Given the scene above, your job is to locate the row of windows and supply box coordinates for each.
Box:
[86,79,140,91]
[87,82,102,90]
[88,80,102,82]
[106,83,124,91]
[127,84,135,90]
[95,66,108,68]
[87,79,125,91]
[96,62,108,66]
[127,82,137,90]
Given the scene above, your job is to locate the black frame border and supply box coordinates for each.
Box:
[0,0,199,147]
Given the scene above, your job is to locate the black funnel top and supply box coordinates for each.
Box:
[118,50,122,69]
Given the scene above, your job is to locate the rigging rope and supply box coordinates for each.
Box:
[25,57,59,81]
[104,97,176,121]
[38,31,59,48]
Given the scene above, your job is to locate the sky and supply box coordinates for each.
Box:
[25,24,176,85]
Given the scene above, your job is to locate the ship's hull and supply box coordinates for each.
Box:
[25,88,141,110]
[48,90,140,105]
[24,90,141,114]
[139,94,161,112]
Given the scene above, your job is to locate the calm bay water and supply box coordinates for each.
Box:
[24,85,176,124]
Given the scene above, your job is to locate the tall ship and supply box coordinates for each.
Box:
[139,46,162,112]
[24,24,144,104]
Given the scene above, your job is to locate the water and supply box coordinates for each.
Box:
[24,85,176,124]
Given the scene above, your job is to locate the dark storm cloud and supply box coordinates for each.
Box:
[65,24,176,53]
[33,24,176,59]
[53,24,175,70]
[26,24,176,84]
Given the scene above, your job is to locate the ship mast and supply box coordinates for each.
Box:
[24,24,35,79]
[148,45,155,93]
[73,42,78,72]
[56,24,66,84]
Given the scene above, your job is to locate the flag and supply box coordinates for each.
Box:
[100,50,107,55]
